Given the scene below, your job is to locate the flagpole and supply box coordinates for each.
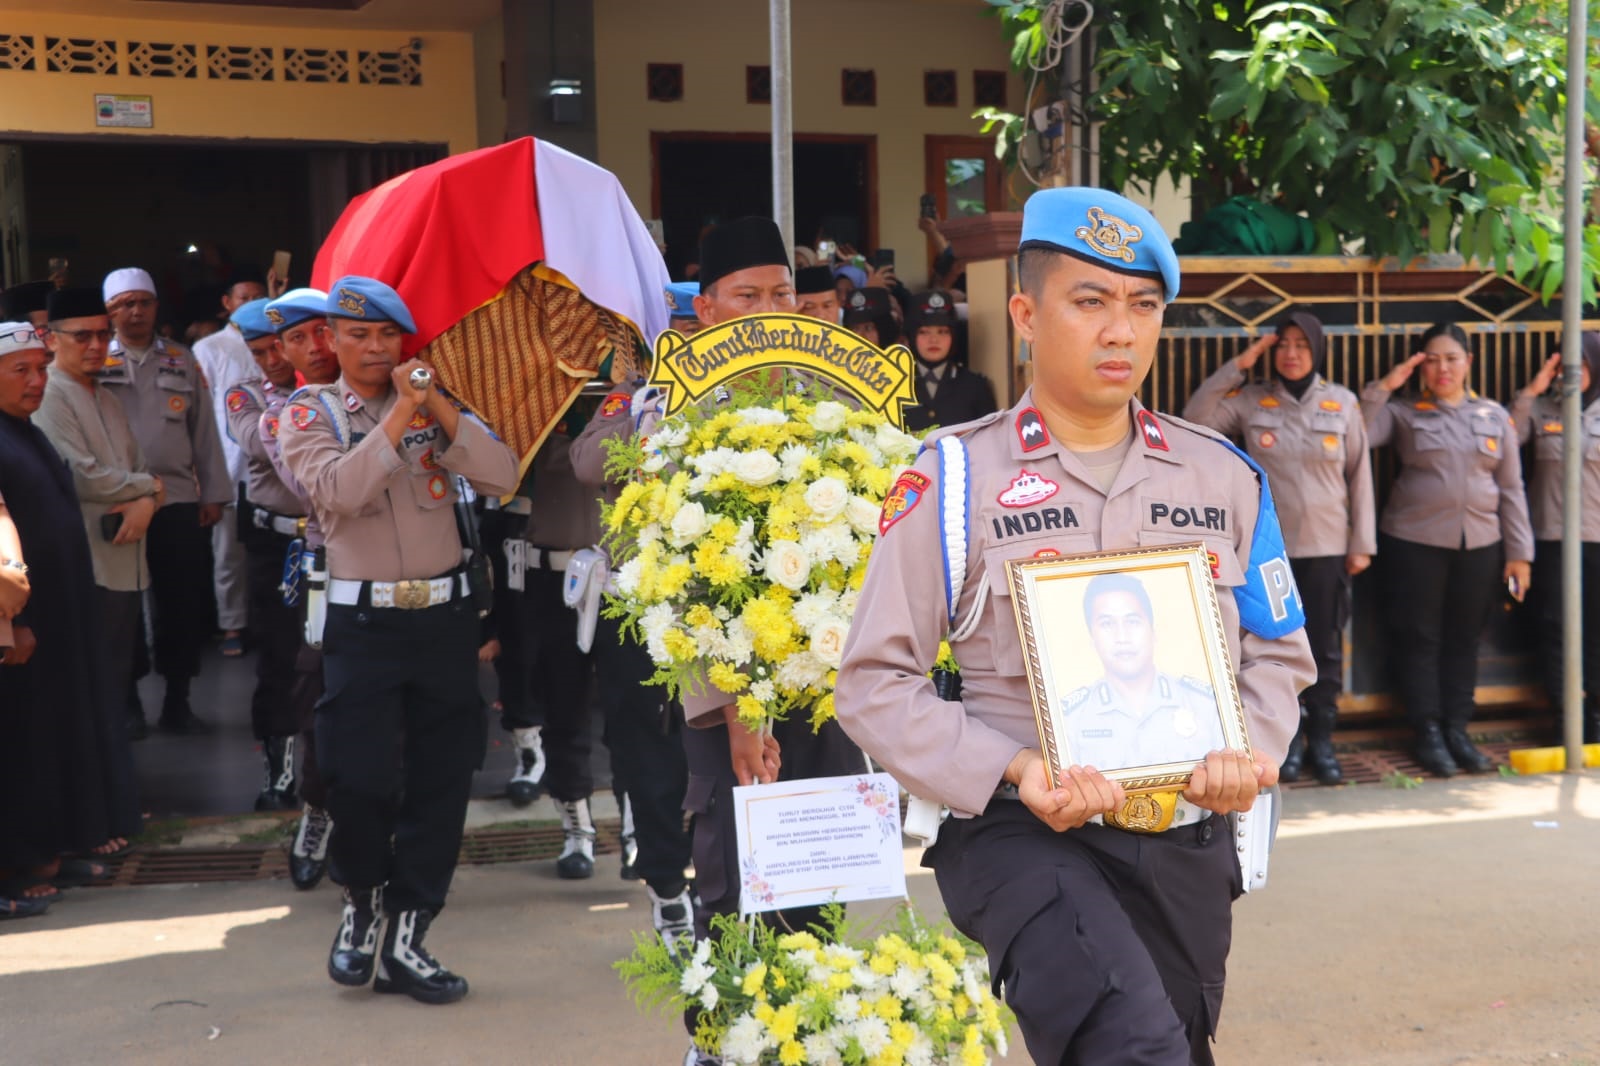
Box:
[1560,0,1588,773]
[770,0,795,262]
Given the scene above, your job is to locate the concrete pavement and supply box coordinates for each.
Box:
[2,772,1597,1065]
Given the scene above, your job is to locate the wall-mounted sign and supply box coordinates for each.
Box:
[94,94,153,129]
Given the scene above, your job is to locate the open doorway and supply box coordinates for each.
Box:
[1,137,441,337]
[652,132,877,279]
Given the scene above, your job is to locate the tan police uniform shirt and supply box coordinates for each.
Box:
[98,337,231,506]
[568,388,635,508]
[1361,383,1535,560]
[1185,361,1377,558]
[32,368,158,592]
[527,431,601,551]
[835,392,1316,818]
[1510,393,1600,542]
[276,379,519,583]
[259,388,325,548]
[1061,672,1227,771]
[223,380,303,518]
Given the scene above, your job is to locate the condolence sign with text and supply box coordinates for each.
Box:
[732,773,908,915]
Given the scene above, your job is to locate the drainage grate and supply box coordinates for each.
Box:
[1283,736,1524,790]
[88,818,628,888]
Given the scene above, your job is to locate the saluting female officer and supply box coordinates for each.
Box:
[1511,335,1600,743]
[1362,322,1534,777]
[1185,311,1376,785]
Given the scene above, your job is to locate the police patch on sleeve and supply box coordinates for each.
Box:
[226,388,247,413]
[288,404,318,430]
[601,392,631,418]
[879,471,930,535]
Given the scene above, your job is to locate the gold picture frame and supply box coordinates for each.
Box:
[1005,542,1251,795]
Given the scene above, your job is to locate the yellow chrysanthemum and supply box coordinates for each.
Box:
[874,994,902,1022]
[662,629,698,662]
[778,1041,805,1066]
[707,662,749,693]
[768,1003,801,1044]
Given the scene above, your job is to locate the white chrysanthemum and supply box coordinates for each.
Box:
[639,450,667,474]
[804,476,850,519]
[889,965,924,1000]
[723,618,755,662]
[639,602,677,661]
[680,961,713,996]
[905,1033,936,1066]
[800,524,856,567]
[853,1016,891,1056]
[834,992,862,1021]
[692,447,738,476]
[844,495,882,536]
[729,518,757,562]
[836,587,860,618]
[652,421,690,448]
[763,539,812,591]
[778,443,813,481]
[810,400,849,432]
[961,963,986,1006]
[732,449,782,486]
[802,1033,842,1065]
[850,964,883,992]
[739,406,789,426]
[791,589,838,631]
[614,557,643,596]
[687,473,713,495]
[749,679,776,703]
[776,651,828,690]
[691,938,713,966]
[668,501,710,546]
[637,522,664,549]
[720,1015,768,1065]
[699,983,718,1011]
[809,618,849,668]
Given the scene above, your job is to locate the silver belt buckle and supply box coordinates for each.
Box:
[393,579,431,610]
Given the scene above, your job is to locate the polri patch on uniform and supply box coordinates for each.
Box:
[1319,399,1342,412]
[1259,430,1277,448]
[879,470,930,535]
[226,389,247,412]
[265,416,280,439]
[427,473,449,500]
[1544,421,1563,433]
[1322,435,1339,452]
[1016,408,1049,451]
[420,449,440,471]
[1414,401,1437,411]
[160,355,186,370]
[1033,547,1060,558]
[288,404,317,430]
[408,410,434,430]
[167,395,187,414]
[601,392,631,418]
[1136,409,1168,451]
[998,470,1058,507]
[1258,396,1280,408]
[1206,550,1221,580]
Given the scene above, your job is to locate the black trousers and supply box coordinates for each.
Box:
[1289,555,1349,716]
[593,614,690,894]
[928,802,1239,1066]
[682,715,865,939]
[495,564,594,801]
[316,599,487,915]
[1379,535,1503,727]
[1532,540,1600,708]
[290,638,329,810]
[143,502,216,683]
[244,530,302,740]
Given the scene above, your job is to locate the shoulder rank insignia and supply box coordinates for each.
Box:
[879,470,930,535]
[1136,409,1169,451]
[1319,399,1342,412]
[1181,675,1214,697]
[1062,686,1092,712]
[1257,396,1280,408]
[1015,407,1049,452]
[1224,388,1241,399]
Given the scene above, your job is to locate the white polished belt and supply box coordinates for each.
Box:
[525,545,575,571]
[327,573,467,610]
[251,507,306,539]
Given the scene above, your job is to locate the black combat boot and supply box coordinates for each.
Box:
[327,886,383,986]
[1279,727,1307,783]
[374,909,469,1004]
[618,792,640,881]
[1413,721,1459,778]
[1442,720,1496,774]
[555,797,596,880]
[1304,704,1343,786]
[289,803,332,890]
[254,736,299,811]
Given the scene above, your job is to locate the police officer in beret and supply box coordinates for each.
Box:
[837,188,1314,1065]
[278,276,518,1004]
[665,281,702,337]
[222,300,307,811]
[903,289,995,432]
[262,287,343,889]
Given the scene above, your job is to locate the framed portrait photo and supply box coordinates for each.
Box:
[1005,542,1250,795]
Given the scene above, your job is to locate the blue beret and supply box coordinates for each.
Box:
[265,287,329,332]
[230,298,277,341]
[664,281,699,318]
[325,276,417,334]
[1019,187,1180,302]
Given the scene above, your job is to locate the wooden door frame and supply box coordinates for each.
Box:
[649,131,879,252]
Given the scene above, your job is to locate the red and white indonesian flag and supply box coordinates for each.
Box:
[311,137,671,465]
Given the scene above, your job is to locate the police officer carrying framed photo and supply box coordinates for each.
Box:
[836,188,1315,1066]
[278,276,518,1005]
[1184,311,1376,785]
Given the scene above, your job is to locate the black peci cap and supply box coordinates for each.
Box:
[47,286,108,322]
[698,217,790,291]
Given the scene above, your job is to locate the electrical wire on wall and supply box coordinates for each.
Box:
[1014,0,1095,189]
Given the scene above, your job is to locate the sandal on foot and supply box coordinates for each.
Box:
[50,858,114,889]
[84,838,133,858]
[0,877,60,903]
[0,896,51,919]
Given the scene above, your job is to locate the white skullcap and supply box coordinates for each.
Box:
[103,268,157,303]
[0,320,47,359]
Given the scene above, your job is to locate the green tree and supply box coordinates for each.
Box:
[983,0,1600,300]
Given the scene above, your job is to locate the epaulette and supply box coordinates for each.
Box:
[1181,675,1214,697]
[284,383,351,447]
[1063,686,1092,711]
[1153,410,1254,471]
[918,407,1005,453]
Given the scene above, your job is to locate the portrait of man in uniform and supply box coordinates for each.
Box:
[1009,545,1249,783]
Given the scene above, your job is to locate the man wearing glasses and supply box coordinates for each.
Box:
[100,268,231,737]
